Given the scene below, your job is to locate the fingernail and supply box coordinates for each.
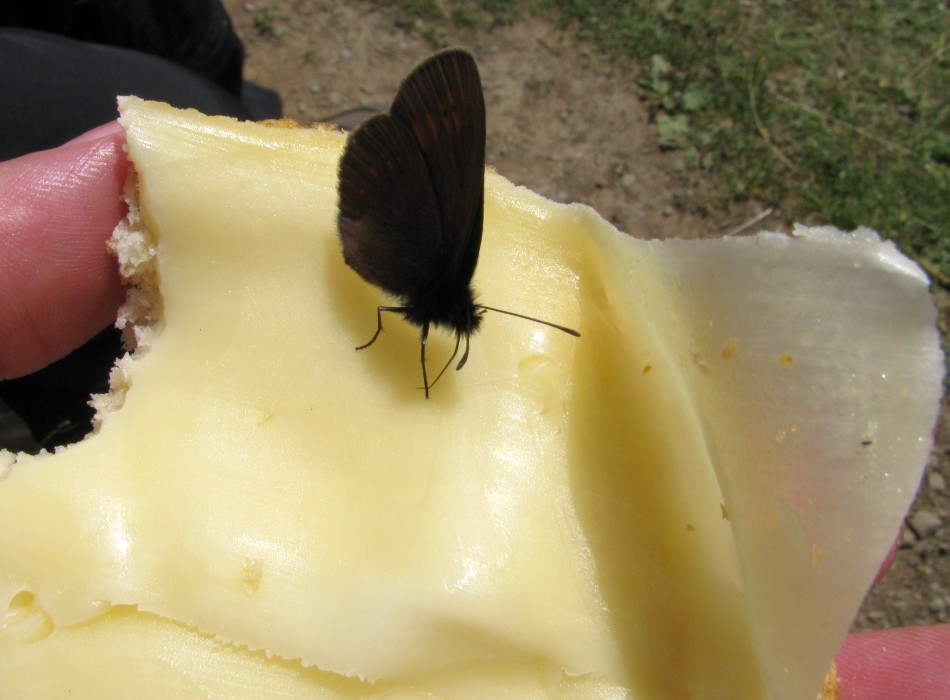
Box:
[66,120,124,146]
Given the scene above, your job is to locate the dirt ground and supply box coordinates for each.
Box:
[223,0,949,633]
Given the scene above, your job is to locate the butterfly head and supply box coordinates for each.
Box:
[401,284,483,337]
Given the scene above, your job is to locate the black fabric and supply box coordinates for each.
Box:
[0,328,122,450]
[0,28,252,160]
[0,0,245,96]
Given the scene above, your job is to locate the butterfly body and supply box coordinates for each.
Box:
[337,49,577,397]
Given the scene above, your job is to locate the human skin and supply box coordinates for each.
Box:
[1,123,947,697]
[0,121,128,380]
[836,624,950,698]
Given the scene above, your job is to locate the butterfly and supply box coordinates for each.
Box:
[337,49,579,398]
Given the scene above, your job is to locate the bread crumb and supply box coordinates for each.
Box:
[818,661,841,700]
[90,167,163,432]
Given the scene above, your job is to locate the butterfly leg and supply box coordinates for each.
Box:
[427,332,462,396]
[420,321,431,398]
[455,317,473,370]
[356,305,404,350]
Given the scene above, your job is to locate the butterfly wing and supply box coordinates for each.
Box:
[337,113,444,300]
[390,49,486,290]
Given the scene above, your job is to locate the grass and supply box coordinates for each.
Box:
[373,0,950,282]
[252,5,294,37]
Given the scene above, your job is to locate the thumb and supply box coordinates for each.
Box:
[0,121,129,380]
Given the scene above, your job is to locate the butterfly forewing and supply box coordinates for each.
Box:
[390,49,486,290]
[337,114,443,299]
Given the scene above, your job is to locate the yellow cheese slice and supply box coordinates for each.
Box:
[0,97,941,699]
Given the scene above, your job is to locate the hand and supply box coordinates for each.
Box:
[0,122,129,380]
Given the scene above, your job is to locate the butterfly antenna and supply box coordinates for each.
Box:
[477,305,580,337]
[356,305,406,350]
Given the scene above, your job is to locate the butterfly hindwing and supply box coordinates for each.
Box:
[337,113,444,300]
[390,49,486,290]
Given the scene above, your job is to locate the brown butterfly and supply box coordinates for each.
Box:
[337,49,578,398]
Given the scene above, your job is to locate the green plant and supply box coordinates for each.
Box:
[252,6,278,34]
[252,6,293,37]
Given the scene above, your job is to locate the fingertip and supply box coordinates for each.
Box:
[837,625,950,699]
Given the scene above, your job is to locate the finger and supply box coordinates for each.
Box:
[836,625,950,699]
[874,531,902,584]
[0,121,129,380]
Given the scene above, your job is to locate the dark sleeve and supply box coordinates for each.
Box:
[0,0,245,96]
[0,27,252,160]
